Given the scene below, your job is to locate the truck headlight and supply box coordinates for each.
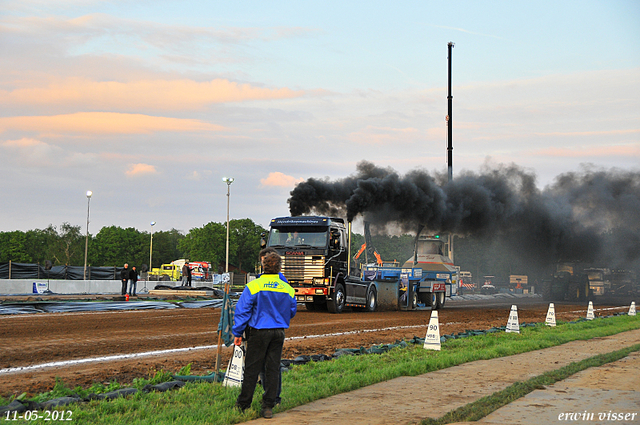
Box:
[313,277,330,285]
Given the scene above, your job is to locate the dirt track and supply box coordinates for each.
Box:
[0,299,619,398]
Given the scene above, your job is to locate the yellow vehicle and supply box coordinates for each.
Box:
[148,263,182,281]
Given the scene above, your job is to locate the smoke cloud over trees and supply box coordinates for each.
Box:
[288,161,640,269]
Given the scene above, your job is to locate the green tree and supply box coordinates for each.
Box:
[92,226,147,267]
[0,231,31,263]
[229,218,267,273]
[25,225,60,265]
[150,229,185,268]
[349,232,415,267]
[54,223,84,265]
[179,222,227,269]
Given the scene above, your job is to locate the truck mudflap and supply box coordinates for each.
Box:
[418,281,446,292]
[294,287,327,303]
[372,279,400,310]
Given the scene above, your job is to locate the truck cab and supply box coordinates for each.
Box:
[265,216,458,313]
[401,235,459,307]
[266,216,348,311]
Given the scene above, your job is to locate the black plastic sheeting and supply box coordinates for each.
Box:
[0,299,227,315]
[0,262,123,280]
[0,381,186,414]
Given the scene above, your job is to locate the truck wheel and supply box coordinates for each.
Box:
[435,292,445,310]
[305,302,316,311]
[366,287,377,312]
[567,279,580,301]
[578,275,590,301]
[327,283,346,314]
[428,292,437,308]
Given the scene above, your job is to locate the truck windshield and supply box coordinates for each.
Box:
[268,227,328,248]
[417,241,443,255]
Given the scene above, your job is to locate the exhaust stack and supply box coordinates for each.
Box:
[347,221,352,276]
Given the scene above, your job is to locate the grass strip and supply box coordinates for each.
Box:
[6,315,639,425]
[421,342,640,424]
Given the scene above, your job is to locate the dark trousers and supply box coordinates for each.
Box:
[121,280,128,295]
[237,328,285,410]
[259,364,282,405]
[129,281,137,296]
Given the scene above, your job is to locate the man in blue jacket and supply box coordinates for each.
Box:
[233,250,297,419]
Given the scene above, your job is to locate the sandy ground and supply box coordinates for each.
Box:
[0,297,623,398]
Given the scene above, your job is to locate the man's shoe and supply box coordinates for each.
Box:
[235,403,248,413]
[262,408,273,419]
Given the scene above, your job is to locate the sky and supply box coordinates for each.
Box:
[1,0,639,235]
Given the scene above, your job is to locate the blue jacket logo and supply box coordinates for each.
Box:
[264,282,279,289]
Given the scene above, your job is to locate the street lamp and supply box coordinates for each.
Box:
[222,177,234,273]
[149,221,156,272]
[83,190,92,280]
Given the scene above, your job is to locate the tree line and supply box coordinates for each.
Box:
[0,218,266,274]
[0,220,560,282]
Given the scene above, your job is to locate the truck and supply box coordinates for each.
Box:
[541,262,591,302]
[263,216,459,313]
[148,263,182,281]
[188,261,212,281]
[148,259,211,282]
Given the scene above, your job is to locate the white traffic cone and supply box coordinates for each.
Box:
[629,302,636,316]
[545,303,556,327]
[423,310,441,351]
[506,305,520,333]
[586,301,595,320]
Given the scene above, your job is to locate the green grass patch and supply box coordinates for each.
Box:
[421,342,640,424]
[6,314,639,425]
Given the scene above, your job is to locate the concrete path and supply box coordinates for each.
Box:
[456,350,640,425]
[246,328,640,424]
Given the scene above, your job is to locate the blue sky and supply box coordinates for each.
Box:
[1,0,638,235]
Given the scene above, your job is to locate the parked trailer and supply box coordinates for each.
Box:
[264,216,458,313]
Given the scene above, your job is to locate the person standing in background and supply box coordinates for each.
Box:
[181,262,191,286]
[129,266,139,296]
[120,263,129,295]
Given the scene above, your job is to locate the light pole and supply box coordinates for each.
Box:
[83,190,92,280]
[222,177,234,273]
[149,221,156,273]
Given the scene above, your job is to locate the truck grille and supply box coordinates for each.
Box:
[282,255,324,282]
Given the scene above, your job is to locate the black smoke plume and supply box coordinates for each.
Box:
[288,161,640,268]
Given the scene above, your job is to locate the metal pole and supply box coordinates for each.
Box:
[226,184,230,273]
[347,222,352,276]
[84,191,92,280]
[223,177,234,273]
[149,222,155,272]
[447,42,455,263]
[447,42,454,182]
[218,175,233,379]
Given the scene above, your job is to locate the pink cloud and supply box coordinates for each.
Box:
[260,172,303,188]
[126,163,157,177]
[0,112,227,136]
[2,78,305,111]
